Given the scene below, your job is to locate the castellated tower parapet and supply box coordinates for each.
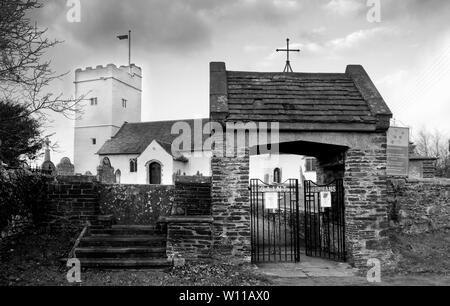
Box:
[74,63,142,174]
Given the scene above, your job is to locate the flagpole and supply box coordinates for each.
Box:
[128,30,131,73]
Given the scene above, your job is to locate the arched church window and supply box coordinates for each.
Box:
[115,170,121,184]
[130,159,138,173]
[273,168,282,183]
[149,162,162,185]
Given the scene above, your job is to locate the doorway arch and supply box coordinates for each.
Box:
[146,160,162,185]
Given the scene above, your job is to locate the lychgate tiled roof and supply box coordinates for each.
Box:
[227,72,374,124]
[97,119,209,156]
[210,63,392,132]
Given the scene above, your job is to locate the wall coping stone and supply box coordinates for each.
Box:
[388,177,450,186]
[162,216,214,224]
[55,175,98,183]
[175,176,212,184]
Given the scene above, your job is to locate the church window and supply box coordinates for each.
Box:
[273,168,282,183]
[305,158,317,172]
[90,97,98,106]
[130,159,138,173]
[122,99,127,108]
[115,170,121,184]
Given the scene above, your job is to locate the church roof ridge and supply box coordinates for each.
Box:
[97,118,211,156]
[125,118,210,125]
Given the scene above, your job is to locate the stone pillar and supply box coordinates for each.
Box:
[209,61,251,260]
[344,133,394,270]
[211,130,251,259]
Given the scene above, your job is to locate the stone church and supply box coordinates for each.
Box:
[73,64,317,185]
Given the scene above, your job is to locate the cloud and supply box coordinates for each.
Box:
[323,0,366,16]
[35,0,213,55]
[328,26,399,50]
[298,26,399,54]
[380,0,450,20]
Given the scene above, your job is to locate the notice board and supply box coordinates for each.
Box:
[387,127,410,177]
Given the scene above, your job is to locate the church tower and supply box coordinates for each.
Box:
[74,64,142,174]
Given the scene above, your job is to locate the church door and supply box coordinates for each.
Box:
[149,162,162,185]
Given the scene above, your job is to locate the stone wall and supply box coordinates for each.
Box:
[344,133,394,269]
[166,216,214,260]
[98,184,174,225]
[387,178,450,234]
[172,176,212,216]
[409,159,436,179]
[165,176,213,261]
[39,176,100,229]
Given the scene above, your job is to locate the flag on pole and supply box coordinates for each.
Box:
[117,31,132,70]
[117,34,129,40]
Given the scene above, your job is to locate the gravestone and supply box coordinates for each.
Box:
[56,157,75,176]
[41,161,56,176]
[97,157,116,184]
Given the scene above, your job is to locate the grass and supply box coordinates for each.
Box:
[388,228,450,275]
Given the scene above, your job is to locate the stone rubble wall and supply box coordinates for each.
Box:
[387,178,450,234]
[39,176,100,229]
[166,217,214,260]
[165,176,214,261]
[172,176,212,216]
[98,184,174,225]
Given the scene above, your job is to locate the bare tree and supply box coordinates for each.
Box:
[414,129,450,177]
[0,0,82,120]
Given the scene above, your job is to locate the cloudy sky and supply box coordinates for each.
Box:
[33,0,450,163]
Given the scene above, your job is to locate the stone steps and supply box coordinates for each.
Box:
[80,236,166,247]
[75,225,171,269]
[76,247,166,258]
[89,225,161,236]
[77,258,172,269]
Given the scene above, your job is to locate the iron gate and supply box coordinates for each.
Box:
[250,179,300,263]
[303,179,346,261]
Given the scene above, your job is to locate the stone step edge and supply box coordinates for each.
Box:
[75,247,166,253]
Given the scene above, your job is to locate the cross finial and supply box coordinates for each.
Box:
[44,137,51,162]
[276,38,300,73]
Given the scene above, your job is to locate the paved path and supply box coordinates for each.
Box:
[253,256,450,286]
[254,256,367,286]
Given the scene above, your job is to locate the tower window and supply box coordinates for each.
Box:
[130,159,138,173]
[92,138,97,145]
[90,97,98,106]
[122,99,127,108]
[305,158,317,172]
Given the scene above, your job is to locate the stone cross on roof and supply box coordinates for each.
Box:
[276,38,300,73]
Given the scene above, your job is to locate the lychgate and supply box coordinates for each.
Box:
[209,62,394,269]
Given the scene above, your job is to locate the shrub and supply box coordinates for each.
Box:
[0,166,48,231]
